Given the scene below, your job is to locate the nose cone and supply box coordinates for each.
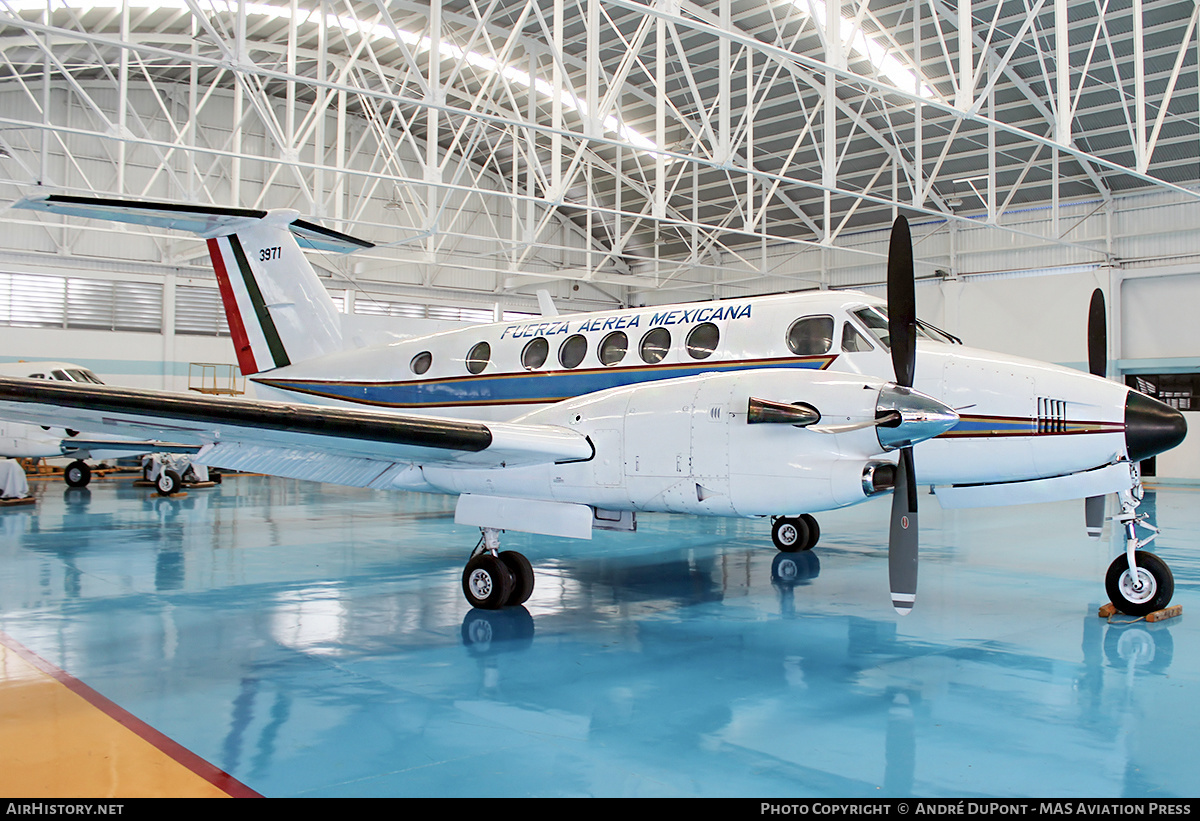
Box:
[1125,390,1187,462]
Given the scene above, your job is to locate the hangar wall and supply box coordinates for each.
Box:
[0,77,1196,479]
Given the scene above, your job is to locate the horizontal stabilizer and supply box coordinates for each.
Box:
[14,194,374,253]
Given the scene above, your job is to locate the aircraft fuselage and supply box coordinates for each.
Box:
[241,290,1172,521]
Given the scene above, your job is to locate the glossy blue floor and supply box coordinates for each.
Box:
[0,472,1197,798]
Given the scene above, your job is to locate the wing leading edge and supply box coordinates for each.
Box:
[0,378,592,485]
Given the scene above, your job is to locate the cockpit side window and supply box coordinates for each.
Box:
[841,322,873,353]
[66,368,103,384]
[852,306,943,350]
[785,316,835,356]
[852,307,892,349]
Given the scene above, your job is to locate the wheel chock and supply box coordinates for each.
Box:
[1146,605,1183,623]
[1098,602,1183,622]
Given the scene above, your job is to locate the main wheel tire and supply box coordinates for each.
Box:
[463,554,515,610]
[1106,551,1174,617]
[498,550,535,606]
[64,460,91,488]
[800,514,820,549]
[772,516,810,553]
[156,469,182,497]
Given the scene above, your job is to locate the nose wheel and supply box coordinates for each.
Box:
[1106,551,1173,617]
[1105,483,1175,617]
[462,528,535,610]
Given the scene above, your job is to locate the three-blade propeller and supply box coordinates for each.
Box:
[886,216,920,615]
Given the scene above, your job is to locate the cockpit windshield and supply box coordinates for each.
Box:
[851,306,957,350]
[50,368,105,384]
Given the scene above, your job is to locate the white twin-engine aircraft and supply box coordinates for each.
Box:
[0,195,1187,617]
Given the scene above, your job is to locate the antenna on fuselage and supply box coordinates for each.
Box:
[536,290,560,318]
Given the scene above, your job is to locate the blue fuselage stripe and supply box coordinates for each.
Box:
[255,356,836,408]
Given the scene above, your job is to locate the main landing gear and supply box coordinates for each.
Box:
[771,514,821,552]
[462,527,534,610]
[64,459,91,488]
[1105,484,1175,617]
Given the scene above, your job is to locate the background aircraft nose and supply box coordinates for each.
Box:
[1125,390,1187,461]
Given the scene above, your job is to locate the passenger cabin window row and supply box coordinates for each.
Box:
[407,322,724,375]
[408,311,886,376]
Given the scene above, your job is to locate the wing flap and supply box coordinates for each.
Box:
[195,442,428,489]
[0,378,590,470]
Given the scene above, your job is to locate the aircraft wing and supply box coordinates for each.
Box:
[0,378,592,489]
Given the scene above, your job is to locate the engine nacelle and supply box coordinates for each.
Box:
[476,368,906,518]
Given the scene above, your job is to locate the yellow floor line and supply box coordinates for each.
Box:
[0,633,259,798]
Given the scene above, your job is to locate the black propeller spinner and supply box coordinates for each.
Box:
[886,215,920,615]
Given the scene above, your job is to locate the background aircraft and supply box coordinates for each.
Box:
[0,360,201,488]
[0,195,1186,618]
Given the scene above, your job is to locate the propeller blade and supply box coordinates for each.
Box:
[1085,494,1105,539]
[889,446,919,615]
[1085,288,1109,535]
[1087,288,1107,378]
[887,216,916,388]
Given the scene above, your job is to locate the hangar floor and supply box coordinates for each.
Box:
[0,473,1197,798]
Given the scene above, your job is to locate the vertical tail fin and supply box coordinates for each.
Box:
[14,195,374,375]
[206,215,343,374]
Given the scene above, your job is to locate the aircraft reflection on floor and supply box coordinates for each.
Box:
[0,475,1195,797]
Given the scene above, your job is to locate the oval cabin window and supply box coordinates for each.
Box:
[639,327,671,363]
[466,341,491,374]
[599,331,628,366]
[559,334,588,369]
[786,316,834,356]
[410,351,432,375]
[685,322,720,359]
[521,337,549,370]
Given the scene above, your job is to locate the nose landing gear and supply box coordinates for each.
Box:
[1105,483,1175,617]
[462,527,535,610]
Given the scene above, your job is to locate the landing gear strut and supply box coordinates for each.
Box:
[771,514,820,552]
[462,528,534,610]
[1106,482,1174,617]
